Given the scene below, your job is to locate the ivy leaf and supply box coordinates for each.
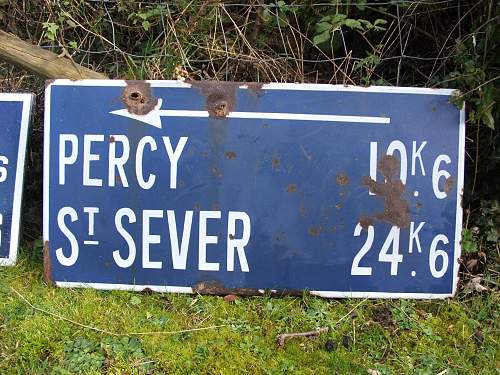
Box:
[344,19,362,30]
[315,22,332,33]
[330,13,347,27]
[355,0,367,11]
[482,109,494,129]
[66,19,76,28]
[374,19,388,26]
[313,30,331,45]
[42,22,59,41]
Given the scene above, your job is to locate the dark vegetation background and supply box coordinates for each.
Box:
[0,1,498,374]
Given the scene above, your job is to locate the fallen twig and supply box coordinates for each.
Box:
[276,298,367,347]
[276,327,329,347]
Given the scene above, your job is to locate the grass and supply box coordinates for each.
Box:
[0,248,498,374]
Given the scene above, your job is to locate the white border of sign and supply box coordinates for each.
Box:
[0,93,34,266]
[44,80,465,298]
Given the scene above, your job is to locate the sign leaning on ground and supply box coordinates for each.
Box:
[44,80,465,298]
[0,93,33,266]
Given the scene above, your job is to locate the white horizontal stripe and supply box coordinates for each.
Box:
[159,110,208,118]
[230,112,389,123]
[83,240,99,245]
[158,110,389,123]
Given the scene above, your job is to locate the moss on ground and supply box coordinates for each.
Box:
[0,252,498,374]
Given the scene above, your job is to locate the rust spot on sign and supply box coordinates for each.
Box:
[286,183,297,193]
[444,176,454,195]
[225,151,237,159]
[272,157,280,169]
[299,203,307,217]
[359,216,374,230]
[109,135,115,143]
[362,155,410,228]
[122,81,158,115]
[190,80,238,118]
[246,82,264,96]
[193,280,302,297]
[336,172,349,186]
[193,280,260,296]
[308,226,322,236]
[45,79,56,88]
[43,241,53,285]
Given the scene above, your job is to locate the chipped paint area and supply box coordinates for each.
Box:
[336,172,349,186]
[286,183,297,193]
[359,216,374,230]
[444,176,454,195]
[193,280,302,297]
[122,81,158,115]
[190,80,264,118]
[362,155,410,228]
[190,81,238,118]
[225,151,237,159]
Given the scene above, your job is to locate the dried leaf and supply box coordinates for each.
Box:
[466,258,479,271]
[465,277,488,292]
[224,294,237,303]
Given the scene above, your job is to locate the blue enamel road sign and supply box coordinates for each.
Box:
[44,80,465,298]
[0,93,33,266]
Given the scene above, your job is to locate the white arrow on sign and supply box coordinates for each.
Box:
[110,99,390,129]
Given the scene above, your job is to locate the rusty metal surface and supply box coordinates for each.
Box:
[362,155,411,229]
[122,81,158,115]
[44,80,465,298]
[190,81,238,118]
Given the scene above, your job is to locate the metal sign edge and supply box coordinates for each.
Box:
[42,80,466,298]
[0,93,34,266]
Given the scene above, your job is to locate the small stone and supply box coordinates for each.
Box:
[342,334,352,349]
[324,339,336,352]
[473,328,484,347]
